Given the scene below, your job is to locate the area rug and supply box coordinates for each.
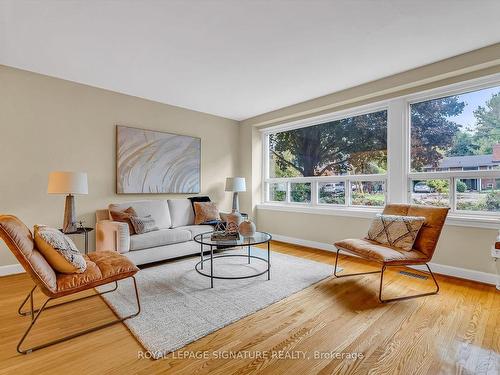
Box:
[98,247,337,359]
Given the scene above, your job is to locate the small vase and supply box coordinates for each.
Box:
[239,220,256,237]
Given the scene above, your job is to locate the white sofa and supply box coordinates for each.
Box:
[95,199,213,265]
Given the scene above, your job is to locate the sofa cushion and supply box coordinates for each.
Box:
[176,225,213,239]
[187,196,211,212]
[129,228,191,251]
[109,200,171,229]
[168,199,195,228]
[194,202,221,225]
[110,206,137,234]
[130,215,159,234]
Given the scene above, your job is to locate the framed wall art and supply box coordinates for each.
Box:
[116,125,201,194]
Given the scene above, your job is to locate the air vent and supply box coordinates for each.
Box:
[399,270,428,280]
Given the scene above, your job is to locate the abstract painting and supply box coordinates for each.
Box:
[116,125,201,194]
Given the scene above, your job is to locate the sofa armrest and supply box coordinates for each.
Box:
[95,220,130,254]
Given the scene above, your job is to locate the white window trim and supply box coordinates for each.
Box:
[261,72,500,228]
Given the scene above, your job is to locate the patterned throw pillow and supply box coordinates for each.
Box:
[193,201,221,225]
[110,206,137,234]
[34,225,87,274]
[366,214,425,251]
[129,215,158,234]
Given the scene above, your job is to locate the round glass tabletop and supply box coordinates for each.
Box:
[193,231,272,246]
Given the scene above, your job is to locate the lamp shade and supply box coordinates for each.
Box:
[47,172,88,195]
[225,177,246,192]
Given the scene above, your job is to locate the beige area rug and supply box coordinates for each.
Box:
[98,247,338,359]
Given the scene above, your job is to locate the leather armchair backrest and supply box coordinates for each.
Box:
[382,204,449,259]
[0,215,57,294]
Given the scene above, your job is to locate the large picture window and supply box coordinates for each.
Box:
[263,75,500,223]
[265,109,387,207]
[409,85,500,213]
[269,110,387,178]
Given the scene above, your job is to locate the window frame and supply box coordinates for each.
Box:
[263,102,389,209]
[406,76,500,217]
[260,72,500,228]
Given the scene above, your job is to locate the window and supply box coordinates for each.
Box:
[456,178,500,212]
[318,182,345,205]
[263,75,500,222]
[269,182,286,202]
[410,179,450,207]
[269,110,387,178]
[351,181,385,207]
[265,109,387,207]
[290,182,311,203]
[409,85,500,213]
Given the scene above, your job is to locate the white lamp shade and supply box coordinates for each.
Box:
[47,172,88,195]
[225,177,246,192]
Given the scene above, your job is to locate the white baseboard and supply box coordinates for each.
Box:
[0,263,25,277]
[271,233,498,286]
[272,234,338,252]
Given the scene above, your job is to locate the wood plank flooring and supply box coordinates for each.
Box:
[0,241,498,374]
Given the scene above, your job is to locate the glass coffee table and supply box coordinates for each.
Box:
[193,231,272,288]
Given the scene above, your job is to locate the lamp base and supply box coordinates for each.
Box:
[63,194,77,233]
[232,192,239,212]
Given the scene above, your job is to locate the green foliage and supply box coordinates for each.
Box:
[456,180,467,193]
[473,93,500,154]
[270,184,286,201]
[446,131,479,157]
[456,191,500,212]
[270,111,387,177]
[426,179,449,193]
[485,191,500,211]
[411,96,464,171]
[290,183,311,202]
[351,193,385,207]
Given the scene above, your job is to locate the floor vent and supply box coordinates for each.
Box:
[399,270,428,280]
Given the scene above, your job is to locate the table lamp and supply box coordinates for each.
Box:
[48,171,88,233]
[225,177,246,212]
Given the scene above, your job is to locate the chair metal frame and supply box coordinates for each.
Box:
[16,275,141,354]
[334,248,439,303]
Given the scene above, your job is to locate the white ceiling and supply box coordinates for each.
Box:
[1,1,500,121]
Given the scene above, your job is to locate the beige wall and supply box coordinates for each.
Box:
[241,43,500,276]
[257,209,497,274]
[0,65,239,266]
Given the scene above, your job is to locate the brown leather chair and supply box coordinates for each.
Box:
[0,215,141,354]
[334,204,449,303]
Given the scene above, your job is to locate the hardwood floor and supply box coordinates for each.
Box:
[0,241,498,374]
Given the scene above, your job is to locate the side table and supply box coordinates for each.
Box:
[59,227,94,254]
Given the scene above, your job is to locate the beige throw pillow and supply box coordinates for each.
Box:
[34,225,87,274]
[129,215,158,234]
[193,202,221,225]
[366,214,425,251]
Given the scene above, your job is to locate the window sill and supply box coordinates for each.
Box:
[256,203,500,229]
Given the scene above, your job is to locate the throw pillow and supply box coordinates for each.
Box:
[366,214,425,251]
[110,206,137,235]
[193,201,221,225]
[188,196,211,213]
[129,215,158,234]
[34,225,87,274]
